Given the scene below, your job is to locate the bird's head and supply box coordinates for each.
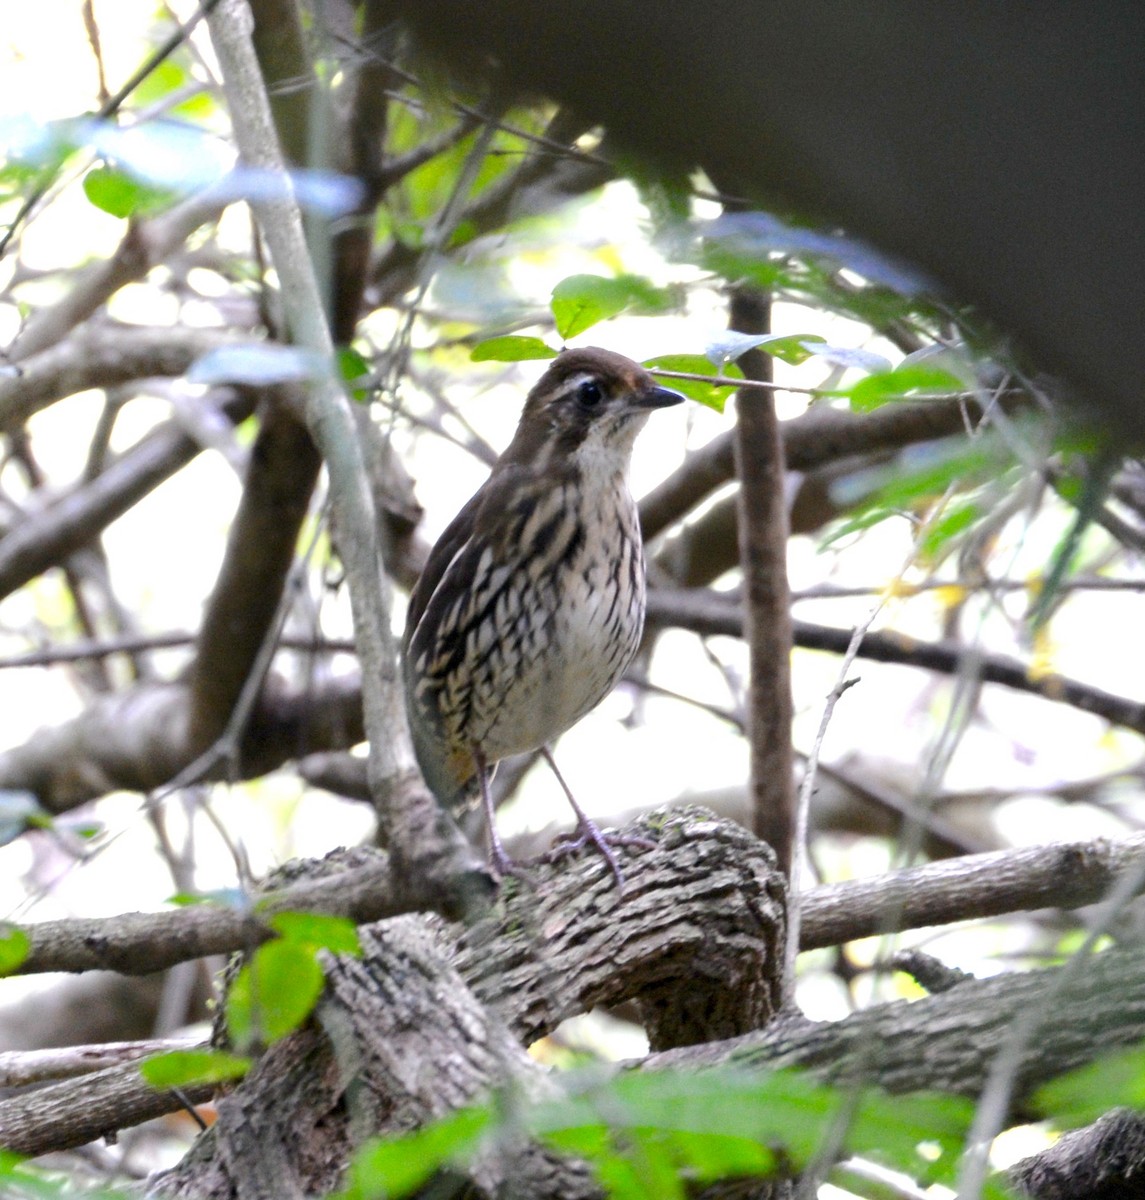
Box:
[502,347,684,474]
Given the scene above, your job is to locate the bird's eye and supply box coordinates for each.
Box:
[576,379,604,408]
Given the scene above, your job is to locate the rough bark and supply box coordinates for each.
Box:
[9,822,1145,982]
[1011,1110,1145,1200]
[7,814,1145,1193]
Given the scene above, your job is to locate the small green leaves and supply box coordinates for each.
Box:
[334,1066,971,1199]
[338,1108,493,1199]
[848,363,968,411]
[0,923,30,977]
[919,498,981,562]
[550,274,673,339]
[470,335,559,363]
[83,164,173,219]
[223,912,360,1052]
[267,911,362,957]
[141,1048,252,1089]
[226,938,325,1052]
[642,355,742,412]
[1034,1043,1145,1128]
[705,331,825,368]
[337,346,373,402]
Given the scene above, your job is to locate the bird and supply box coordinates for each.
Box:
[402,346,684,886]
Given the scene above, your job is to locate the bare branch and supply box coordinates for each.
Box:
[728,289,796,878]
[0,392,253,601]
[10,851,396,977]
[645,588,1145,734]
[9,194,229,361]
[186,399,321,755]
[0,325,236,433]
[0,673,364,813]
[799,832,1145,950]
[0,1036,201,1087]
[206,0,485,906]
[639,390,1034,542]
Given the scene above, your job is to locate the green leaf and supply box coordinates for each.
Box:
[550,274,672,339]
[332,1066,970,1198]
[529,1068,970,1189]
[338,1107,493,1199]
[471,335,559,363]
[1029,446,1118,633]
[131,59,214,120]
[705,332,825,367]
[1034,1043,1145,1128]
[819,505,901,548]
[641,355,742,412]
[919,499,981,562]
[337,346,373,402]
[849,440,1005,513]
[848,363,967,412]
[268,911,362,957]
[82,163,173,218]
[140,1048,252,1089]
[0,923,30,977]
[225,939,325,1051]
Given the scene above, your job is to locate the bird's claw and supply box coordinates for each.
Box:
[545,821,654,894]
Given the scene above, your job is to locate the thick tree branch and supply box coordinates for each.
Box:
[186,398,322,756]
[10,850,396,977]
[799,831,1145,950]
[8,814,1145,1189]
[8,814,1145,994]
[1010,1109,1145,1199]
[0,325,236,432]
[0,673,363,813]
[0,1037,201,1087]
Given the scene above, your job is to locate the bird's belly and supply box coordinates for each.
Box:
[468,555,643,761]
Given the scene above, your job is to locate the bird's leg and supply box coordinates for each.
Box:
[472,746,517,879]
[540,747,654,892]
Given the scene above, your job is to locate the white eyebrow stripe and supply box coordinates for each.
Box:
[550,371,603,402]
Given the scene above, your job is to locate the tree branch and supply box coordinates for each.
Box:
[8,813,1145,991]
[0,325,236,433]
[0,391,254,601]
[206,0,486,908]
[8,814,1145,1188]
[645,588,1145,734]
[799,831,1145,950]
[639,391,1032,543]
[0,673,364,813]
[728,288,796,878]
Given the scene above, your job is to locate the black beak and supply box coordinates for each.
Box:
[632,384,686,410]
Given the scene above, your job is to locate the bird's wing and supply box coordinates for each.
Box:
[402,465,543,805]
[404,463,545,653]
